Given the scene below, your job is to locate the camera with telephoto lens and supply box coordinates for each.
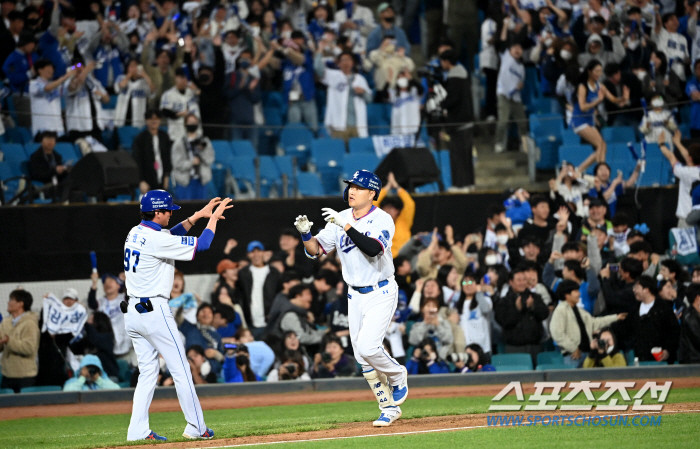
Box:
[235,354,249,366]
[280,363,298,380]
[417,65,446,121]
[419,349,430,361]
[446,353,471,364]
[597,338,608,350]
[87,365,100,379]
[321,352,332,363]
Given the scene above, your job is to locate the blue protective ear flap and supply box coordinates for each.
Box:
[343,185,349,202]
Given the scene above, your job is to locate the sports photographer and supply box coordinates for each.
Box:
[405,337,450,375]
[223,343,260,383]
[171,113,215,200]
[63,354,120,391]
[408,297,454,360]
[310,335,358,379]
[266,350,311,382]
[450,343,496,373]
[583,327,627,368]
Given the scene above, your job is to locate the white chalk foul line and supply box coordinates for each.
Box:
[198,409,700,449]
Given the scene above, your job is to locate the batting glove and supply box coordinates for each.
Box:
[321,208,347,229]
[294,215,313,241]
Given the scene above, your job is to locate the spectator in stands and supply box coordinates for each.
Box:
[0,11,24,78]
[494,41,527,155]
[86,21,128,95]
[579,198,611,240]
[237,240,282,339]
[405,337,450,374]
[28,131,71,203]
[179,304,223,372]
[602,62,641,127]
[141,29,184,108]
[571,59,628,167]
[495,266,549,364]
[545,255,600,315]
[87,271,131,363]
[278,331,311,371]
[687,60,700,139]
[310,334,358,378]
[679,283,700,364]
[132,109,171,194]
[453,343,496,373]
[588,162,642,218]
[186,345,218,384]
[551,280,625,368]
[578,33,625,68]
[223,343,260,383]
[641,51,683,107]
[600,257,644,350]
[281,30,317,132]
[388,67,422,135]
[639,95,677,149]
[376,172,415,256]
[63,354,120,391]
[266,350,311,381]
[277,229,313,279]
[0,290,39,393]
[366,36,415,99]
[553,162,593,218]
[212,304,241,339]
[653,12,689,81]
[479,2,502,120]
[30,59,77,139]
[315,43,371,141]
[69,311,119,380]
[268,284,325,353]
[366,3,409,56]
[114,58,155,129]
[308,269,340,323]
[227,48,261,144]
[518,196,557,248]
[455,272,493,356]
[212,259,241,310]
[439,49,475,192]
[231,328,275,379]
[160,68,200,142]
[657,130,700,226]
[169,270,201,324]
[583,327,627,368]
[630,275,680,364]
[171,113,214,200]
[417,227,468,279]
[65,60,110,142]
[187,36,227,140]
[409,296,454,360]
[3,30,37,94]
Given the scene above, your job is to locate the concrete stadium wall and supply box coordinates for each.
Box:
[2,365,698,408]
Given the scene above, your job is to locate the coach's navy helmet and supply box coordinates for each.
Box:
[343,170,382,202]
[140,189,181,212]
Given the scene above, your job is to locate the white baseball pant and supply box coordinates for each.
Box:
[124,298,207,440]
[348,278,403,386]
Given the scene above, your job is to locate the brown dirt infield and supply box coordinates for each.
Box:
[3,377,699,448]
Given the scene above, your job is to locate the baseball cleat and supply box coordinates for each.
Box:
[373,406,402,427]
[183,428,215,440]
[392,365,409,405]
[145,431,167,441]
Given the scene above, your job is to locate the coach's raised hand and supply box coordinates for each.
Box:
[198,197,230,220]
[209,198,233,225]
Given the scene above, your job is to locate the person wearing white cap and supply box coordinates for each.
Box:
[237,240,282,340]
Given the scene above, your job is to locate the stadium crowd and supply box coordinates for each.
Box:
[4,0,700,392]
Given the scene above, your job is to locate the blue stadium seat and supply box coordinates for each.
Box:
[20,386,62,393]
[117,359,131,383]
[535,137,560,170]
[414,182,440,193]
[342,153,380,180]
[317,126,331,138]
[231,140,257,157]
[561,128,580,145]
[535,363,569,371]
[439,150,451,189]
[536,351,565,366]
[261,106,284,156]
[3,127,32,144]
[211,140,234,166]
[0,161,16,202]
[367,103,391,125]
[0,388,14,394]
[606,142,637,162]
[210,163,227,197]
[601,126,637,143]
[529,97,562,115]
[229,156,257,195]
[494,364,532,372]
[117,126,141,150]
[280,124,314,165]
[2,143,29,166]
[296,171,326,197]
[349,137,375,154]
[369,124,391,136]
[529,113,563,142]
[558,144,595,174]
[311,138,345,194]
[274,155,295,178]
[679,123,691,139]
[258,156,282,197]
[263,90,285,110]
[491,353,534,370]
[54,142,80,163]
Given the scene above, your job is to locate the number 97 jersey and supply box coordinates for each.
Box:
[123,222,199,299]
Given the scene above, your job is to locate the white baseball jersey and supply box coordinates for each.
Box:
[65,75,107,132]
[114,76,153,128]
[124,221,198,299]
[29,77,65,137]
[159,86,200,141]
[389,87,420,136]
[315,206,395,287]
[94,293,131,355]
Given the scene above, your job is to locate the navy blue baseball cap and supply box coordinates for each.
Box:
[343,169,382,202]
[141,190,181,212]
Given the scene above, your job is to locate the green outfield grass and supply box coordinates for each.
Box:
[1,386,699,449]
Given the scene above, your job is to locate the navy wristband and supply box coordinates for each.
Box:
[301,232,312,241]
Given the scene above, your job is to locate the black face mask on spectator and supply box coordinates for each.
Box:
[186,124,199,133]
[199,73,212,85]
[384,16,395,24]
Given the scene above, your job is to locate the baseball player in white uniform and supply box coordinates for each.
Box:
[123,190,232,441]
[294,170,408,427]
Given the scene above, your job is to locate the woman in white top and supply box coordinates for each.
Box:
[388,70,423,136]
[456,272,493,355]
[114,58,155,128]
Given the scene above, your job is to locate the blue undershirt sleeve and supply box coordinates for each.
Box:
[196,229,215,252]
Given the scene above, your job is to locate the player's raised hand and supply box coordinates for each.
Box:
[322,208,347,229]
[294,215,313,234]
[212,198,233,220]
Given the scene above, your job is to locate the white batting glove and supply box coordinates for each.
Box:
[294,215,313,234]
[321,208,347,229]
